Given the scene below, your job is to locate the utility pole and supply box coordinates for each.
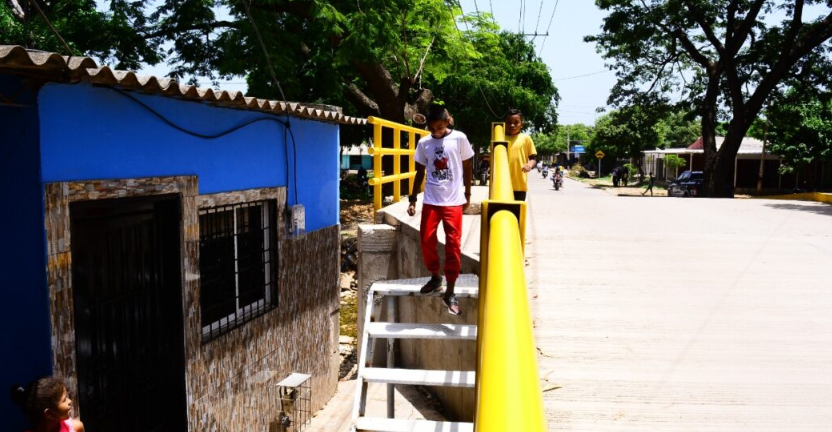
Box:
[566,127,570,166]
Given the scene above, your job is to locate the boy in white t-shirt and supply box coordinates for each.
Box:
[407,104,474,316]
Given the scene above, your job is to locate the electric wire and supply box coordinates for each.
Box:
[110,87,288,138]
[240,0,299,205]
[447,1,502,119]
[488,0,497,25]
[108,87,296,201]
[25,0,74,56]
[539,0,560,53]
[534,0,546,36]
[553,69,612,81]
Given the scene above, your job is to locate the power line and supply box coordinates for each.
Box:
[534,0,546,36]
[240,0,288,104]
[539,0,560,53]
[488,0,497,25]
[553,69,612,81]
[25,0,74,55]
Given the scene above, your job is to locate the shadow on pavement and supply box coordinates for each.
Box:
[763,202,832,217]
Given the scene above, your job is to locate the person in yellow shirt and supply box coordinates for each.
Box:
[505,109,538,200]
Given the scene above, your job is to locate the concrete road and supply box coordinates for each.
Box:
[525,174,832,431]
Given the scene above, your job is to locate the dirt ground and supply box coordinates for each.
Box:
[337,198,374,379]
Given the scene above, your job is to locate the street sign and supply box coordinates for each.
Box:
[595,150,605,159]
[571,145,586,153]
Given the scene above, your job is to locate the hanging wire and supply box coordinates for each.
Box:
[488,0,497,25]
[447,0,502,119]
[24,0,74,55]
[533,0,546,37]
[539,0,560,53]
[239,0,299,205]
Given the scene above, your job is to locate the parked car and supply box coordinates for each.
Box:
[668,171,704,197]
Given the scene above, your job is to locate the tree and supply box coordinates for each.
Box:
[664,153,688,178]
[588,0,832,197]
[429,24,560,151]
[657,111,700,148]
[767,89,832,184]
[589,104,666,179]
[1,0,160,69]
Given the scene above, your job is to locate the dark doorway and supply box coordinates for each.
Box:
[70,194,187,432]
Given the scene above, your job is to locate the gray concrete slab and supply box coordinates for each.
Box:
[526,174,832,430]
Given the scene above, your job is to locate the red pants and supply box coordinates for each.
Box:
[420,204,463,284]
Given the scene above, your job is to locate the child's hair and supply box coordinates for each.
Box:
[426,104,450,123]
[10,377,65,424]
[504,108,523,119]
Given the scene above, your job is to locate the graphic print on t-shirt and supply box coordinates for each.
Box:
[432,144,452,181]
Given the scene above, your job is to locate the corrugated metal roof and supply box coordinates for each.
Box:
[0,45,366,126]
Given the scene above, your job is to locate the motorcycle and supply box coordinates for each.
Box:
[553,172,563,191]
[542,168,549,178]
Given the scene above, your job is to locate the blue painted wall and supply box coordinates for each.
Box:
[38,83,340,231]
[0,74,52,430]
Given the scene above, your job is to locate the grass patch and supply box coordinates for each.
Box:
[340,293,358,339]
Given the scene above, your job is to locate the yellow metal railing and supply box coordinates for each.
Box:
[366,116,431,215]
[475,123,547,431]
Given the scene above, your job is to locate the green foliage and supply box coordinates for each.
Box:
[588,0,832,196]
[767,90,832,174]
[1,0,161,68]
[589,104,666,162]
[656,111,700,148]
[430,27,560,150]
[664,154,687,171]
[2,0,558,148]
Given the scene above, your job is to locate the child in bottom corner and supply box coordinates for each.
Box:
[11,377,85,432]
[407,104,474,316]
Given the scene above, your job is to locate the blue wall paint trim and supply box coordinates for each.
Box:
[38,83,340,231]
[0,74,53,430]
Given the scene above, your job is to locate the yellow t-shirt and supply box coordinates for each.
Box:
[507,133,537,192]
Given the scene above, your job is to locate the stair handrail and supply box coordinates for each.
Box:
[475,123,547,431]
[366,116,431,216]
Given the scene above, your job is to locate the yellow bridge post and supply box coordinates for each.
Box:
[475,122,545,432]
[366,117,430,217]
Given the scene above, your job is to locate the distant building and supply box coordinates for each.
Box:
[641,136,826,193]
[341,143,373,171]
[1,45,364,431]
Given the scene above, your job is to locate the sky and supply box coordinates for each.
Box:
[125,1,616,126]
[458,0,616,125]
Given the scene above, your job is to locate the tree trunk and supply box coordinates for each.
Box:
[701,75,724,197]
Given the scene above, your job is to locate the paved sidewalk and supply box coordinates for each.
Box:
[526,174,832,431]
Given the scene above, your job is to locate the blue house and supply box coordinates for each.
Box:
[0,45,364,431]
[340,143,373,171]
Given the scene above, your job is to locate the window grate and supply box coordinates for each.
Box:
[199,200,278,342]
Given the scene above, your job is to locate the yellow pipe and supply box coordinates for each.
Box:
[373,123,383,215]
[368,116,431,136]
[492,122,505,142]
[489,144,514,202]
[476,210,547,432]
[393,130,402,202]
[408,131,417,194]
[367,148,416,156]
[367,171,417,186]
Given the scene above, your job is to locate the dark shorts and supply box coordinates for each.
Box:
[513,191,527,201]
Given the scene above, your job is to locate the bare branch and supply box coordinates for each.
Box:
[343,81,380,116]
[726,0,766,55]
[682,0,724,54]
[141,21,239,39]
[412,36,435,84]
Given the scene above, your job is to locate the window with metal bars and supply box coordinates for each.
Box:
[199,200,278,342]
